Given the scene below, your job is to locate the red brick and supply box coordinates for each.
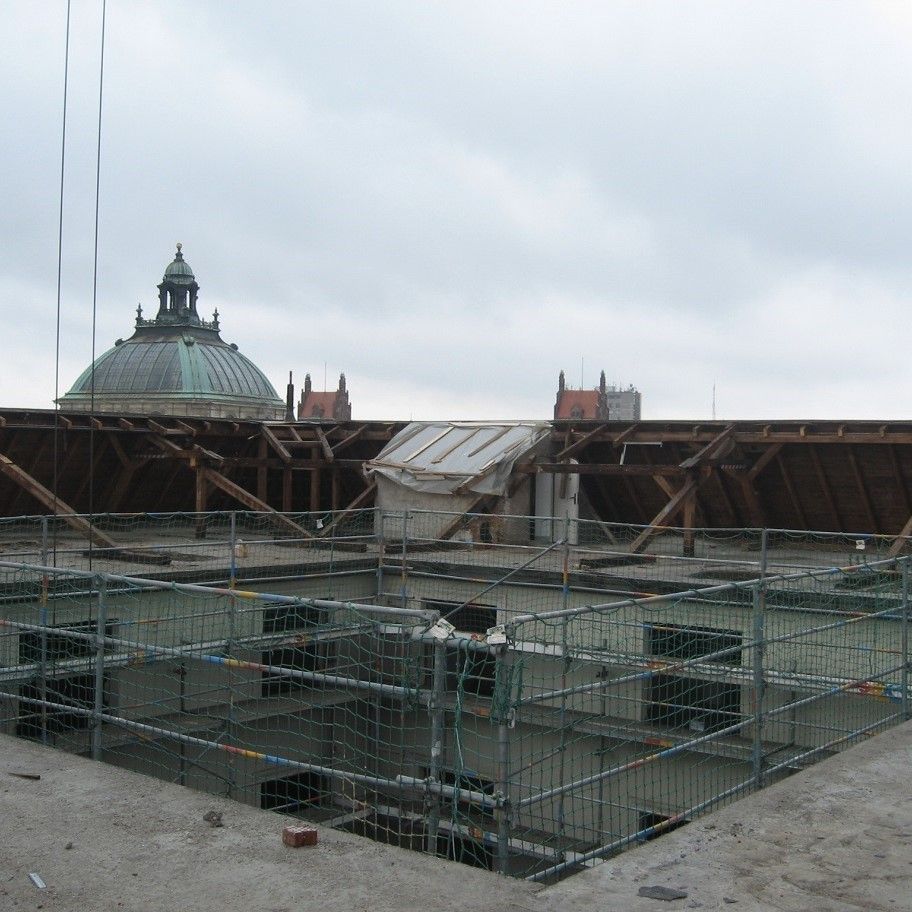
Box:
[282,824,318,848]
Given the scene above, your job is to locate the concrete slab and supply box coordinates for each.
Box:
[544,720,912,912]
[0,734,542,912]
[4,721,912,912]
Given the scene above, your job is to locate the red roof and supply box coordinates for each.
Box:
[555,390,600,419]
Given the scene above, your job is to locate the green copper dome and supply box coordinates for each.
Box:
[59,245,284,420]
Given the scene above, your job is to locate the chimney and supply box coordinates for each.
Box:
[285,371,295,422]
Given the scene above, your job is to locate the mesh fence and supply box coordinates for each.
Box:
[0,510,909,881]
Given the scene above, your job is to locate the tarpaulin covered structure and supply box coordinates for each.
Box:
[367,421,550,541]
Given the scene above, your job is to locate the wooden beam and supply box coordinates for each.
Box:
[522,463,685,477]
[612,424,641,448]
[746,443,784,482]
[555,423,609,461]
[621,476,649,525]
[195,466,209,539]
[0,453,118,549]
[282,467,293,513]
[261,426,292,464]
[679,424,736,469]
[201,467,312,539]
[153,462,184,513]
[107,433,132,470]
[712,468,741,528]
[652,475,677,500]
[310,467,321,512]
[432,493,499,543]
[317,482,378,538]
[808,446,842,531]
[315,427,335,463]
[776,453,807,529]
[106,457,151,513]
[149,434,189,458]
[846,446,877,531]
[147,419,180,436]
[6,431,52,516]
[682,482,697,557]
[629,476,699,554]
[888,511,912,558]
[71,437,110,508]
[256,437,268,503]
[889,445,912,518]
[331,467,340,512]
[332,424,366,455]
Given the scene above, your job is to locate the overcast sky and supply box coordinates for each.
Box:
[2,1,912,421]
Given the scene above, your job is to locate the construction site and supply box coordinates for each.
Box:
[0,411,911,887]
[0,450,908,889]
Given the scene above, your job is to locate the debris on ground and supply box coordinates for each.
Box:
[637,885,688,901]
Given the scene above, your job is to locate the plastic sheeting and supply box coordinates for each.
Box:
[367,421,549,497]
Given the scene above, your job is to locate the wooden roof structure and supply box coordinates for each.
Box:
[2,410,912,556]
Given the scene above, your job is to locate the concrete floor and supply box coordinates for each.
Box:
[0,735,541,912]
[552,720,912,912]
[4,722,912,912]
[2,723,911,912]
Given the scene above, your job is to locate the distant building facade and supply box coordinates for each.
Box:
[297,373,352,420]
[554,370,641,421]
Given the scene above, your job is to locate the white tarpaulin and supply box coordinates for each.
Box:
[367,421,549,497]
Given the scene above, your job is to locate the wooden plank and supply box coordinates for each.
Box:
[629,476,699,554]
[0,453,118,549]
[201,468,312,538]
